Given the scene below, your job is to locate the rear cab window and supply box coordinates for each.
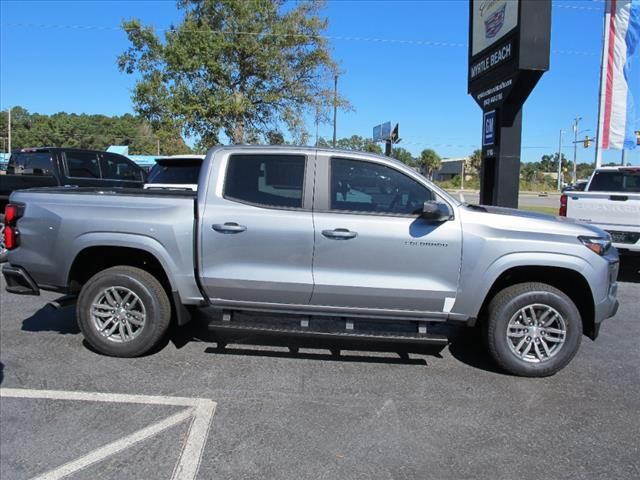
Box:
[147,160,201,184]
[224,154,306,209]
[7,151,54,176]
[100,153,144,182]
[589,169,640,192]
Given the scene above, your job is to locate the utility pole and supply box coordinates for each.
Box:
[572,116,581,184]
[557,129,564,191]
[7,107,11,154]
[332,75,338,148]
[461,159,465,191]
[156,137,160,156]
[621,149,628,166]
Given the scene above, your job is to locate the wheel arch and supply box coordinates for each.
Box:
[478,265,597,340]
[66,240,191,326]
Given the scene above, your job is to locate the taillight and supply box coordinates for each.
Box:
[3,203,24,250]
[4,226,18,249]
[559,195,567,217]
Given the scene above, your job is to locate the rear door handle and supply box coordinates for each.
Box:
[322,228,358,240]
[212,222,247,234]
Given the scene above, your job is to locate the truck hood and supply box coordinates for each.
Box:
[462,204,609,238]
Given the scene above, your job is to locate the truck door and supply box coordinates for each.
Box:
[199,151,315,305]
[310,154,462,313]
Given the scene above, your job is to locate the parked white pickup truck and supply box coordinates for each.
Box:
[560,166,640,253]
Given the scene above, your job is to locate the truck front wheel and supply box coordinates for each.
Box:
[77,266,171,357]
[486,282,582,377]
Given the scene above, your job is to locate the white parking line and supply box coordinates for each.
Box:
[0,388,217,480]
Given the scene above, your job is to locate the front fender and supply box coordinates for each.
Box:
[453,251,596,317]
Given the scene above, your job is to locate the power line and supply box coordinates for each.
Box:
[0,23,597,55]
[554,3,601,12]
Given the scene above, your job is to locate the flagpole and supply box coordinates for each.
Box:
[594,0,610,168]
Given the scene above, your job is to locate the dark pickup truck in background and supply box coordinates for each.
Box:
[0,147,146,260]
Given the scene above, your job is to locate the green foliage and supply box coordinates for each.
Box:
[316,135,382,154]
[538,152,570,173]
[391,147,415,166]
[576,162,594,180]
[436,175,480,190]
[418,148,441,178]
[119,0,348,146]
[336,135,382,154]
[0,106,190,155]
[467,149,481,173]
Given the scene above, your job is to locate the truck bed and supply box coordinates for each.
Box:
[6,186,201,301]
[565,190,640,251]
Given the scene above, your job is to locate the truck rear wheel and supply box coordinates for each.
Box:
[486,282,582,377]
[77,266,171,357]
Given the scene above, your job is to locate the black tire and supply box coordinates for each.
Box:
[486,282,582,377]
[77,266,171,357]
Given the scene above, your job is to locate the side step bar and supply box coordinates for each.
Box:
[207,313,449,346]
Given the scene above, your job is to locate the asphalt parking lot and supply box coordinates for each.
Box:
[1,258,639,480]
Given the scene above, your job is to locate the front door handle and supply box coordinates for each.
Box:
[322,228,358,240]
[212,222,247,234]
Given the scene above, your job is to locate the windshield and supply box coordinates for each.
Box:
[146,161,201,184]
[589,170,640,192]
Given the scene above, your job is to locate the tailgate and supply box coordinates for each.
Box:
[566,191,640,227]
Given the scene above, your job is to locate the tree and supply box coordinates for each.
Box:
[418,148,441,179]
[118,0,348,146]
[0,107,190,154]
[336,135,382,154]
[391,147,415,166]
[468,149,481,174]
[576,162,595,180]
[316,135,382,153]
[539,153,569,173]
[266,130,286,145]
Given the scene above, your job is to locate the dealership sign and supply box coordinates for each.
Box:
[483,110,496,146]
[472,0,519,56]
[468,0,550,111]
[468,0,551,208]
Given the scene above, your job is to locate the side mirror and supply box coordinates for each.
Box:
[421,201,451,222]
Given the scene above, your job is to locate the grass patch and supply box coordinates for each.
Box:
[519,205,558,215]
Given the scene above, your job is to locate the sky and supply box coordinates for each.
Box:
[0,0,638,166]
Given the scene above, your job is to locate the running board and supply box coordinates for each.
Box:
[207,314,449,346]
[47,295,78,310]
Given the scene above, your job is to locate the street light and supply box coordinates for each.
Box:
[571,117,590,184]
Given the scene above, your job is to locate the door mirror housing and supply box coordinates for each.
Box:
[421,201,452,222]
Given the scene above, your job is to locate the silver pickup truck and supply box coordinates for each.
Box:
[2,146,620,376]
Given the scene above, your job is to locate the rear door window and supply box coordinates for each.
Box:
[224,154,306,209]
[7,152,54,176]
[64,152,100,178]
[147,161,201,184]
[589,170,640,192]
[100,153,144,181]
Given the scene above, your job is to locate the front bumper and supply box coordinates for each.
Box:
[594,259,619,325]
[2,264,40,295]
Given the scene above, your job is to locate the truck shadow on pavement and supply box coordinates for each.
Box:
[19,297,501,372]
[169,319,445,366]
[21,304,80,335]
[618,255,640,283]
[446,326,505,375]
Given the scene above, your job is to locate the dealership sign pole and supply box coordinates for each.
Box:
[468,0,551,208]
